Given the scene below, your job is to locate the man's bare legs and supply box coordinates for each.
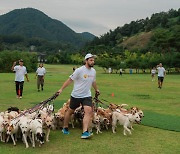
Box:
[83,106,93,133]
[63,108,74,128]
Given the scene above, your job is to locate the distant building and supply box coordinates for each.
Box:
[30,45,36,51]
[37,53,46,63]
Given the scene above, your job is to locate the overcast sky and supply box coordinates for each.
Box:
[0,0,180,36]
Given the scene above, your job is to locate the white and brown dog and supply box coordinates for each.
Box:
[6,119,20,146]
[29,118,45,147]
[112,111,141,135]
[19,117,31,148]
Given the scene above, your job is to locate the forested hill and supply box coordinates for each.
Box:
[0,8,95,48]
[84,8,180,54]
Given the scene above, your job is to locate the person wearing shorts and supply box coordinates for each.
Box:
[151,67,156,81]
[57,53,100,139]
[157,63,166,89]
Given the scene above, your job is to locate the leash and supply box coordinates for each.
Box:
[93,95,110,109]
[12,92,59,121]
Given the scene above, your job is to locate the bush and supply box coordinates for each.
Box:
[0,50,37,73]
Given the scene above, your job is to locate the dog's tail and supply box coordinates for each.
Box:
[119,104,128,108]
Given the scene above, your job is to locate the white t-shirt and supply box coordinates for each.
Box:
[36,67,46,76]
[70,65,96,98]
[13,65,27,82]
[151,69,156,74]
[157,67,165,77]
[108,68,112,73]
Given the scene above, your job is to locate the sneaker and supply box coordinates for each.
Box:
[62,128,70,134]
[19,96,22,99]
[16,95,19,99]
[81,131,93,139]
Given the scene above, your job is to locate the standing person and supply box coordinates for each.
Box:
[151,67,156,81]
[36,63,46,92]
[108,67,112,74]
[57,53,100,139]
[119,68,123,76]
[11,59,29,99]
[157,63,166,89]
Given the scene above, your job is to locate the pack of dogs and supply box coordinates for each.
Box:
[0,100,144,148]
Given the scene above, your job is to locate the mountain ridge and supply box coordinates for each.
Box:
[0,8,95,48]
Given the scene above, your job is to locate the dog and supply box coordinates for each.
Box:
[0,114,5,142]
[112,111,141,135]
[29,118,45,147]
[38,108,55,142]
[19,117,31,148]
[73,106,84,126]
[97,107,111,130]
[89,112,102,134]
[6,119,20,146]
[7,107,20,114]
[137,109,144,119]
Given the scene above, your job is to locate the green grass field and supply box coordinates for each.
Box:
[0,64,180,154]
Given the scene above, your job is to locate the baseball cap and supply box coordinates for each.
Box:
[19,59,23,62]
[84,53,96,60]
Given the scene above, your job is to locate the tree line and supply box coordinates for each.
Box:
[0,51,37,73]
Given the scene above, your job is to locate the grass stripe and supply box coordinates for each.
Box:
[142,110,180,132]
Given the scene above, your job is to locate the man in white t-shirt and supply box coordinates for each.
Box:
[11,59,29,99]
[57,53,100,139]
[36,63,46,92]
[156,63,166,89]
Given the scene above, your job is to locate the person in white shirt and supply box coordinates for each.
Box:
[11,59,29,99]
[119,68,123,76]
[57,53,100,139]
[151,67,156,81]
[35,63,46,92]
[156,63,166,89]
[108,67,112,74]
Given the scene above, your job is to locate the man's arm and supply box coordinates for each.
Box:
[164,69,166,76]
[11,61,16,71]
[58,78,73,94]
[92,81,100,94]
[25,74,29,82]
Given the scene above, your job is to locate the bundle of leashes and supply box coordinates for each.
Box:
[13,92,59,120]
[93,93,110,111]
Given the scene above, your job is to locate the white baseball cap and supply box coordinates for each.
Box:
[84,53,96,60]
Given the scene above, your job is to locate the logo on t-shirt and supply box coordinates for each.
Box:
[84,74,88,78]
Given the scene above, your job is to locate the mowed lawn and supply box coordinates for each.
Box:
[0,64,180,154]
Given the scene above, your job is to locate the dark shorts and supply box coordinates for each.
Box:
[158,76,164,82]
[69,96,92,110]
[151,73,155,77]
